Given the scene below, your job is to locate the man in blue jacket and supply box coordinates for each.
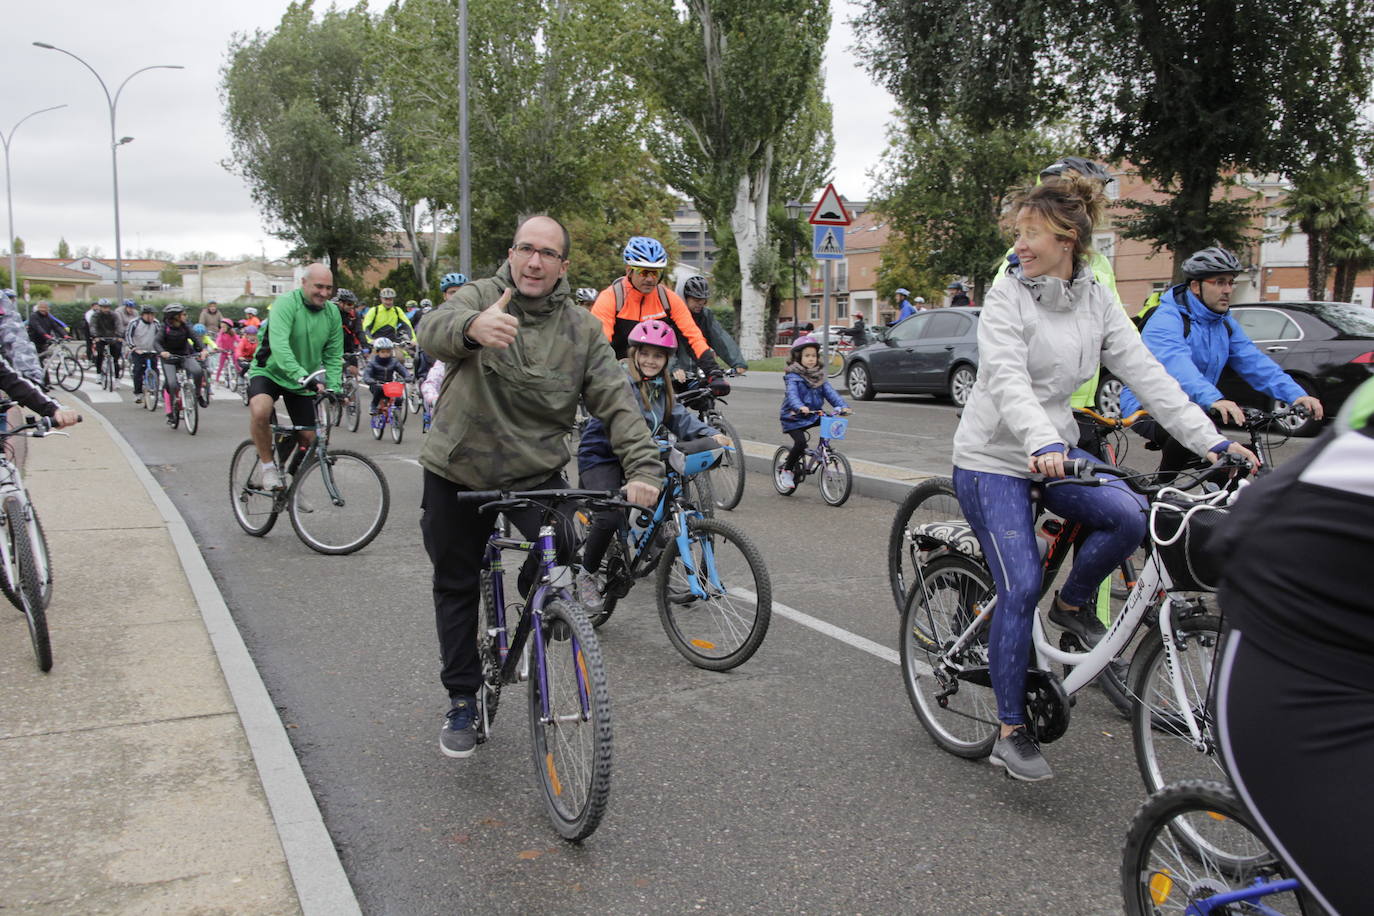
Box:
[1121,246,1324,477]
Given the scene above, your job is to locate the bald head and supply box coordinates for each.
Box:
[302,263,334,308]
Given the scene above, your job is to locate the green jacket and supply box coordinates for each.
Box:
[247,289,344,393]
[417,262,661,490]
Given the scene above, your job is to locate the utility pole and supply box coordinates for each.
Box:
[458,0,472,276]
[2,105,67,316]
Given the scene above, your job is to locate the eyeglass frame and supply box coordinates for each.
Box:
[511,242,567,262]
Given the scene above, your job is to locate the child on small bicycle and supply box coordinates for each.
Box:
[574,319,728,609]
[214,319,239,382]
[233,324,258,377]
[362,337,412,415]
[777,335,850,490]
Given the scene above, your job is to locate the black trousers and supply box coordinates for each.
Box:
[577,461,624,572]
[419,469,571,699]
[782,424,816,471]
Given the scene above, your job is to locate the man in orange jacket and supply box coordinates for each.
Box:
[590,236,719,374]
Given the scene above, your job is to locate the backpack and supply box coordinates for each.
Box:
[1135,287,1232,339]
[610,276,671,316]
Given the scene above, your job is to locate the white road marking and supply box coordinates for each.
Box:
[734,588,899,665]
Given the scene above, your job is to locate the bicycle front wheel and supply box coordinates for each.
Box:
[183,381,199,435]
[6,496,51,672]
[688,473,715,520]
[345,387,360,432]
[287,448,390,554]
[1121,780,1313,916]
[229,439,280,536]
[56,354,84,392]
[708,415,746,510]
[655,516,771,670]
[901,554,998,758]
[529,598,612,841]
[818,450,853,506]
[888,476,961,614]
[391,399,406,443]
[1131,613,1226,796]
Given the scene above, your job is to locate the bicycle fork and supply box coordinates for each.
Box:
[669,509,721,601]
[1158,599,1210,753]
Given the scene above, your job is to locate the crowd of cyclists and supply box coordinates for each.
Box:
[4,155,1365,909]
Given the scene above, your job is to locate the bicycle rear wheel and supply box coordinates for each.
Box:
[655,516,771,670]
[1131,613,1226,796]
[287,448,390,554]
[901,554,998,758]
[183,380,199,435]
[818,450,853,506]
[1121,780,1313,916]
[888,476,961,614]
[229,439,280,536]
[528,599,612,841]
[6,496,51,672]
[825,347,845,378]
[707,415,745,510]
[771,447,798,495]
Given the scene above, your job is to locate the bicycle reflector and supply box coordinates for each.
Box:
[820,416,848,440]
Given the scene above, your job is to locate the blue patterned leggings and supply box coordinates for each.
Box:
[953,451,1146,725]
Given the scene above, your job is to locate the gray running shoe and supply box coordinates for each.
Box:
[989,728,1053,781]
[440,696,478,758]
[575,567,604,613]
[1048,596,1107,648]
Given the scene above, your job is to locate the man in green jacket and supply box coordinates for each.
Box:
[246,262,343,490]
[418,214,661,760]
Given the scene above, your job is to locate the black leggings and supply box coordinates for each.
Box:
[577,461,624,573]
[782,427,811,471]
[1218,630,1372,916]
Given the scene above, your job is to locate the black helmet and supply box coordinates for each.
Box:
[163,303,186,317]
[1181,246,1243,280]
[1040,156,1111,183]
[683,275,710,300]
[335,288,357,305]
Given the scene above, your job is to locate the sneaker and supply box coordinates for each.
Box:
[440,696,478,758]
[1047,595,1107,648]
[777,468,795,489]
[575,567,605,613]
[133,394,143,407]
[989,728,1053,782]
[166,413,176,427]
[258,464,284,491]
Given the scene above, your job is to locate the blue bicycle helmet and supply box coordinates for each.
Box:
[440,272,467,292]
[192,323,207,336]
[122,298,136,308]
[623,236,668,269]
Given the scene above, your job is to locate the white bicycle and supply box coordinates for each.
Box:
[901,457,1249,797]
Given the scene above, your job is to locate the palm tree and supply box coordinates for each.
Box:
[1281,168,1370,300]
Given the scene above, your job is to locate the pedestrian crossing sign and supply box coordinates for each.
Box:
[813,225,845,260]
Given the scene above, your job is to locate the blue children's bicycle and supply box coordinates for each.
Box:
[771,412,854,506]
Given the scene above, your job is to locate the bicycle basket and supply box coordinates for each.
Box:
[820,415,848,440]
[1149,493,1230,592]
[382,381,406,398]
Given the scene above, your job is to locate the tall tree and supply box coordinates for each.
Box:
[11,237,24,255]
[643,0,830,359]
[54,238,70,259]
[1281,168,1372,299]
[222,1,386,272]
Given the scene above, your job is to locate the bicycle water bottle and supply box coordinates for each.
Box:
[1037,519,1061,562]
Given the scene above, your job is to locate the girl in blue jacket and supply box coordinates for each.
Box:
[576,319,727,610]
[778,335,850,489]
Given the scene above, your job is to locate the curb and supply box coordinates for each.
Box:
[737,439,936,504]
[77,400,361,916]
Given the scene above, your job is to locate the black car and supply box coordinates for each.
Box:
[1096,300,1374,436]
[843,309,980,406]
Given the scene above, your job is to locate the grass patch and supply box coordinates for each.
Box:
[748,357,788,372]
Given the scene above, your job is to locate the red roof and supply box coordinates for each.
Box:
[15,257,99,282]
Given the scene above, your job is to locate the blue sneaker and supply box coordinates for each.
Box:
[440,696,478,758]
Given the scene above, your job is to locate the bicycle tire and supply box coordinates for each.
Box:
[478,569,504,726]
[57,354,83,392]
[345,386,360,432]
[145,369,162,411]
[391,398,406,443]
[689,473,715,520]
[27,497,53,610]
[287,448,390,555]
[183,380,199,435]
[887,476,961,614]
[708,415,746,510]
[1131,613,1227,796]
[1121,780,1314,916]
[407,380,423,415]
[228,439,280,536]
[589,536,628,629]
[818,450,853,506]
[370,405,385,440]
[654,516,772,670]
[528,598,612,841]
[7,496,51,672]
[900,554,998,759]
[771,447,797,495]
[102,353,115,391]
[825,347,845,378]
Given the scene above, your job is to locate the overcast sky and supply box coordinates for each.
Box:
[2,1,895,264]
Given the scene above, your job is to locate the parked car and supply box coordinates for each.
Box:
[1095,300,1374,436]
[843,309,980,406]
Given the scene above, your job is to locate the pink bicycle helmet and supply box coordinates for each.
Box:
[627,318,677,350]
[789,334,820,358]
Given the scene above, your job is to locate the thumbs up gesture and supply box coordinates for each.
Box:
[465,288,520,350]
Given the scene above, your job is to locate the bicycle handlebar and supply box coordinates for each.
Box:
[1072,407,1148,429]
[0,414,82,438]
[1041,455,1252,496]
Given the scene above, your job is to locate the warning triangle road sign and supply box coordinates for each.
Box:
[808,183,852,226]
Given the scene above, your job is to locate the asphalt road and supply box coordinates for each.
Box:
[80,372,1317,915]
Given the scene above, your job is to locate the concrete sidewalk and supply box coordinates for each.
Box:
[0,401,355,914]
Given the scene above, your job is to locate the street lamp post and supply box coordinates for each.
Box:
[785,199,802,348]
[2,104,66,316]
[33,43,181,307]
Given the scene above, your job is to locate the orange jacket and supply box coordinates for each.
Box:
[590,277,712,360]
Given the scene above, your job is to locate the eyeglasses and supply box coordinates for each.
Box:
[1202,277,1237,289]
[513,242,565,262]
[631,267,662,280]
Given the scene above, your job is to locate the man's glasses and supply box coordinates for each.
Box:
[632,267,662,280]
[513,242,565,262]
[1202,277,1237,289]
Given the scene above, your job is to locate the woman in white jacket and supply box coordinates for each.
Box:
[950,176,1257,782]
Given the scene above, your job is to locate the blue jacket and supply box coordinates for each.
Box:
[363,353,412,385]
[1119,285,1305,417]
[579,365,719,471]
[780,369,848,431]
